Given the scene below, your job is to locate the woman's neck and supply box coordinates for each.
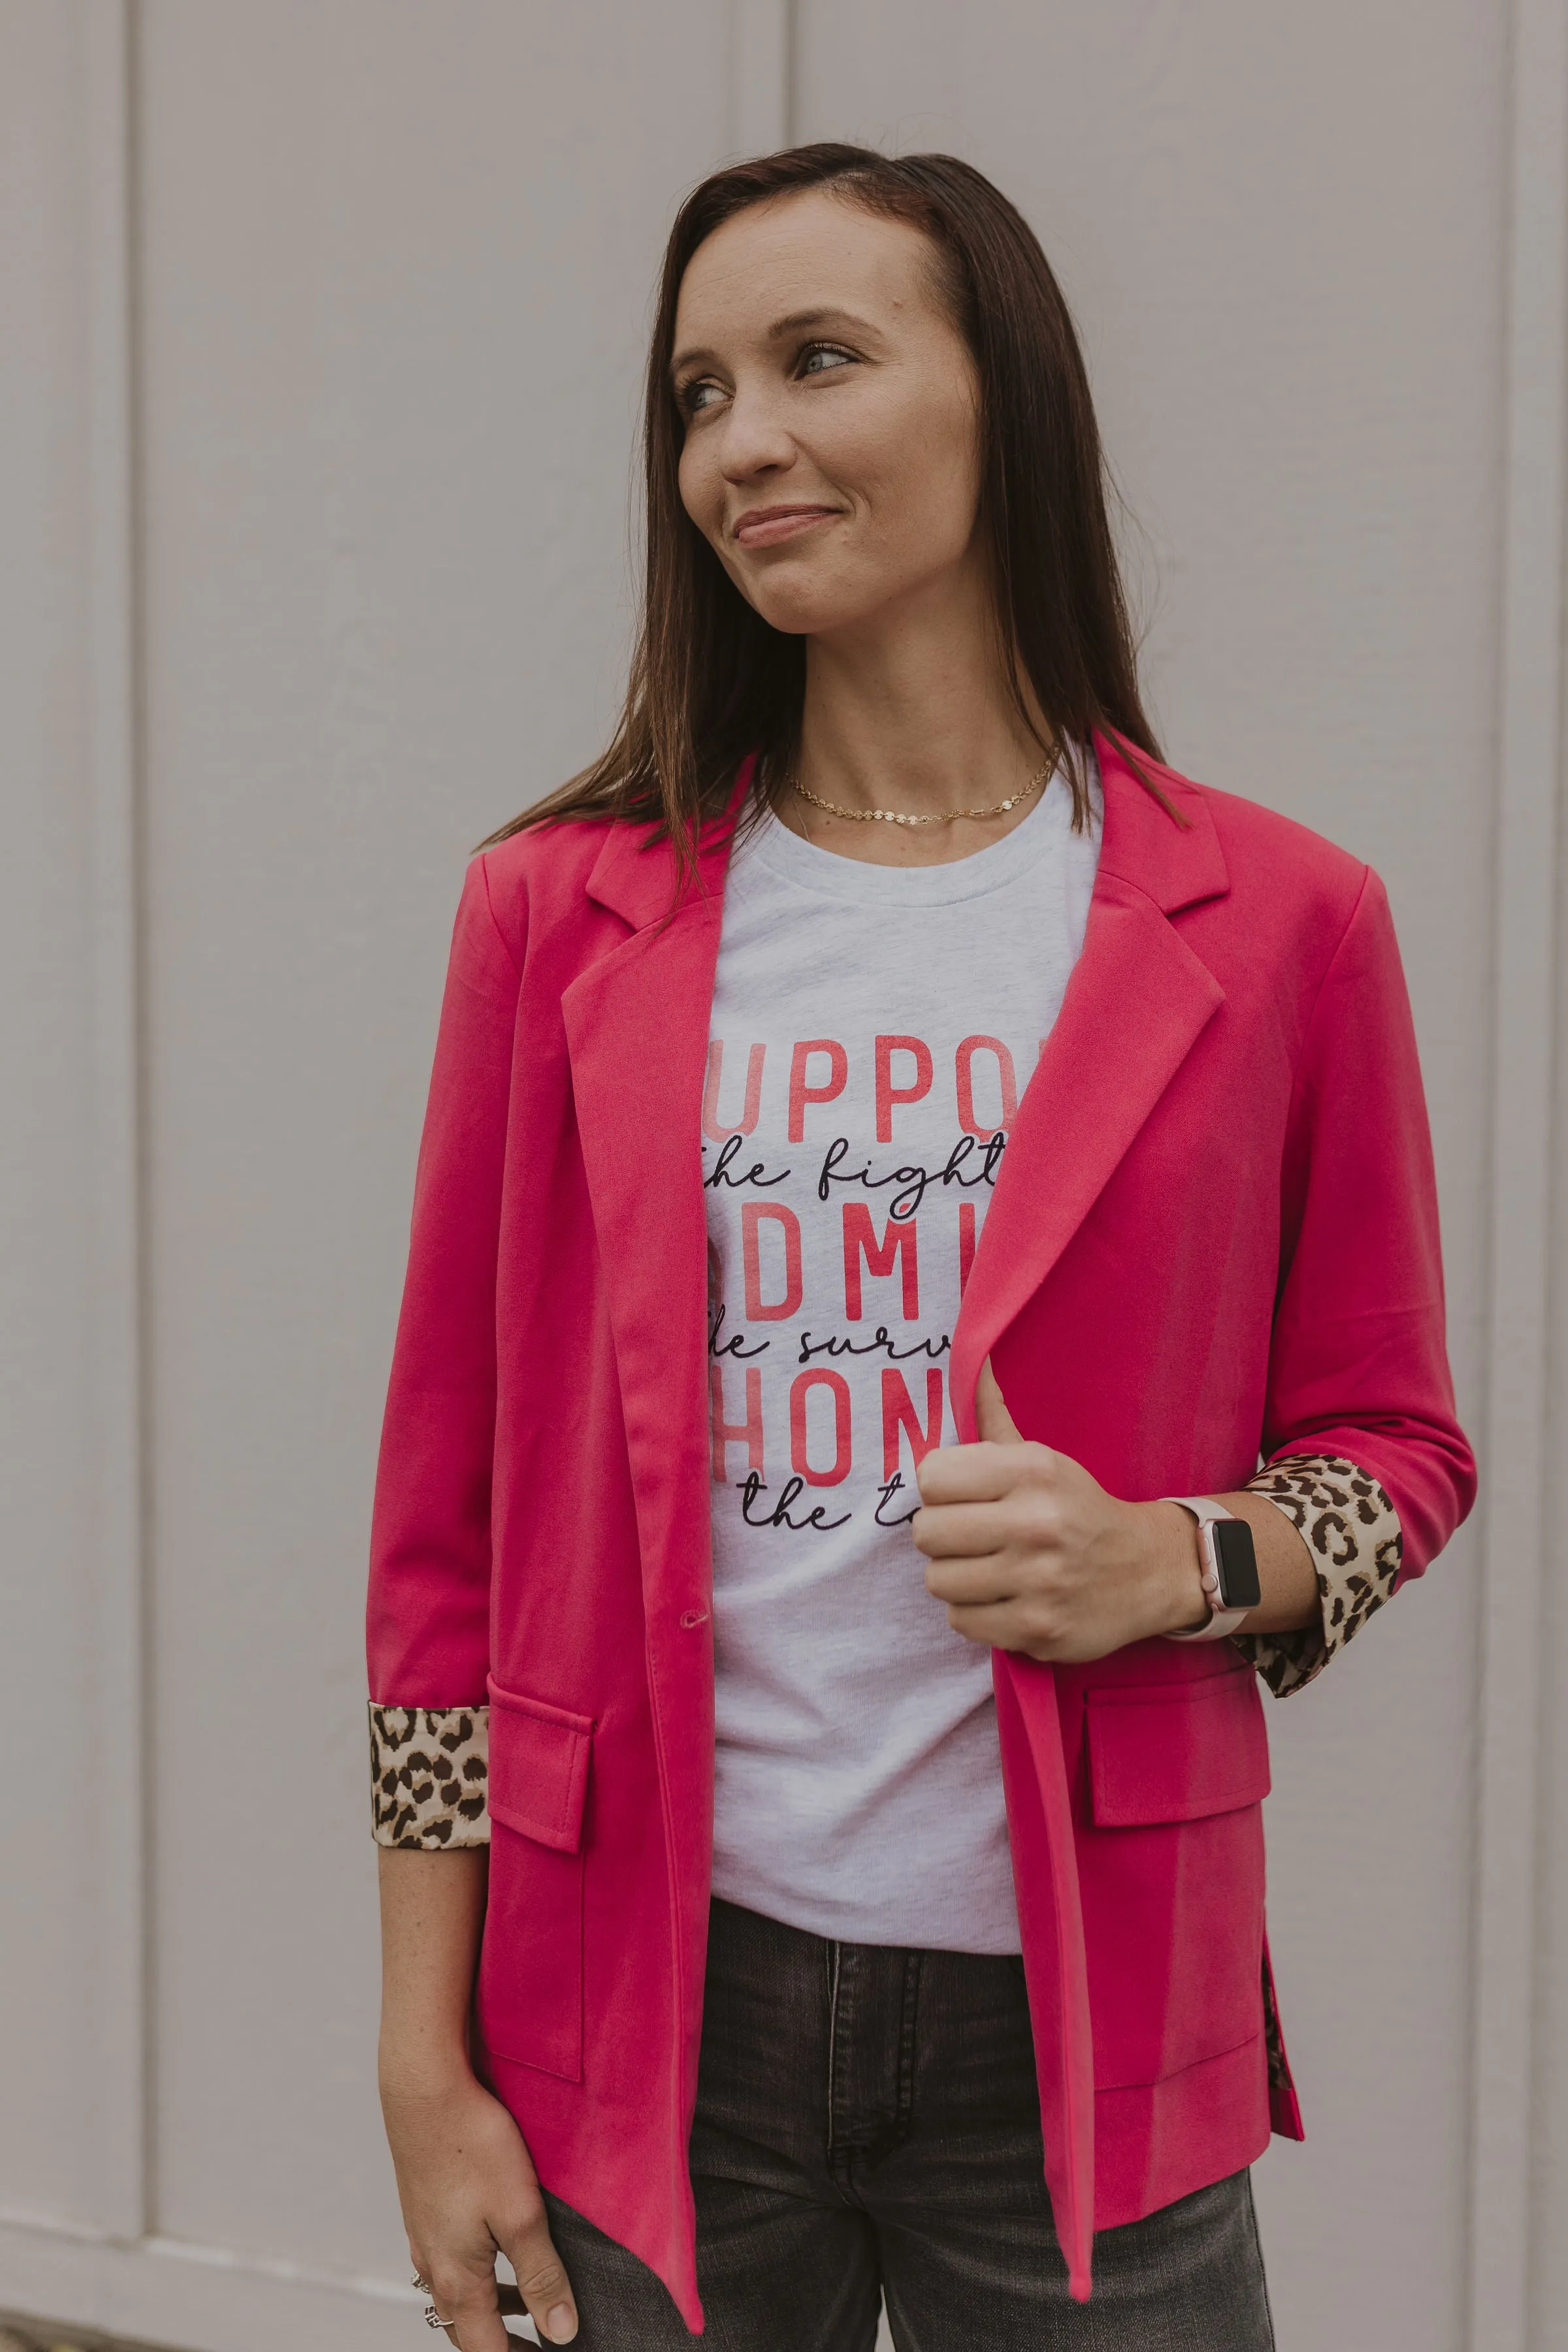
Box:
[790,564,1052,868]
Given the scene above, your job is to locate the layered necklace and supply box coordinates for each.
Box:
[790,745,1060,828]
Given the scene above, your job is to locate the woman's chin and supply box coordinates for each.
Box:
[744,584,875,641]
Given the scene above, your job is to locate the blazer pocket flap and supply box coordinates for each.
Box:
[1086,1668,1269,1827]
[486,1678,594,1852]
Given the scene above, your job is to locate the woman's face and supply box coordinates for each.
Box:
[672,189,984,640]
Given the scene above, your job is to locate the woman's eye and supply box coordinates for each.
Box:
[799,344,856,378]
[681,380,725,416]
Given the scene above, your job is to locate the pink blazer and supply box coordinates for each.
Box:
[367,732,1475,2321]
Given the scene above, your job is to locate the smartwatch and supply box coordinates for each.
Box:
[1163,1497,1262,1641]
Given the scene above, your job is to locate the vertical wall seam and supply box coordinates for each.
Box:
[83,0,148,2246]
[1467,0,1568,2343]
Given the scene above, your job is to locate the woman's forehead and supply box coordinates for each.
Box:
[672,191,941,356]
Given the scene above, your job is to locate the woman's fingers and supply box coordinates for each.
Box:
[920,1547,1015,1605]
[499,2204,579,2344]
[423,2251,513,2352]
[915,1435,1051,1507]
[912,1495,1045,1558]
[385,2064,564,2348]
[941,1597,1037,1649]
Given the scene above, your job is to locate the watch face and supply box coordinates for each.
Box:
[1213,1518,1262,1610]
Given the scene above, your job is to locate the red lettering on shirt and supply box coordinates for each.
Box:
[710,1364,764,1480]
[791,1369,853,1486]
[787,1039,848,1141]
[955,1035,1019,1139]
[842,1205,919,1321]
[958,1201,977,1296]
[742,1201,803,1320]
[874,1035,934,1142]
[703,1040,766,1142]
[881,1367,944,1480]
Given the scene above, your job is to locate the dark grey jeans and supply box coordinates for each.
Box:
[542,1897,1275,2350]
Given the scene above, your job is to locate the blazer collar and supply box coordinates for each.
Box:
[581,734,1226,930]
[947,732,1231,1435]
[583,761,754,934]
[1090,727,1230,915]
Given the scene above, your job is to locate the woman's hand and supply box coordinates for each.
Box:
[383,2061,579,2349]
[377,1846,578,2348]
[913,1361,1209,1661]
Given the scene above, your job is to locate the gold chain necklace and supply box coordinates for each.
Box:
[789,747,1059,828]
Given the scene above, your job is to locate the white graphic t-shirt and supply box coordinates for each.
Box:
[704,764,1102,1952]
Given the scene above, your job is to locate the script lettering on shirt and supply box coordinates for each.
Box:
[708,1302,769,1361]
[703,1134,791,1190]
[796,1326,951,1365]
[874,1471,921,1528]
[736,1471,853,1535]
[815,1131,1007,1219]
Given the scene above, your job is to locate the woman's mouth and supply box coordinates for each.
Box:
[732,504,841,549]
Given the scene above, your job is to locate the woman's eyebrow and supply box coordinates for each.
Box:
[766,305,878,341]
[671,304,881,378]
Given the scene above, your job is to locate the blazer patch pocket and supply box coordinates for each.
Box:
[478,1679,595,2083]
[1079,1667,1270,2089]
[1085,1665,1271,1827]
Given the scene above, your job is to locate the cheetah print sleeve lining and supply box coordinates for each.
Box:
[366,1463,1398,1827]
[370,1704,490,1847]
[1234,1454,1402,1697]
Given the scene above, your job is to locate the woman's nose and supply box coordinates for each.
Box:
[717,387,796,483]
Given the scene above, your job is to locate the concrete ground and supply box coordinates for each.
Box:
[0,2322,173,2352]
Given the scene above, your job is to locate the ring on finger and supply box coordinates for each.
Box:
[422,2300,453,2332]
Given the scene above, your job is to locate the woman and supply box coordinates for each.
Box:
[367,146,1475,2351]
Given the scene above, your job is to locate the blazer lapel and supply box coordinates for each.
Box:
[949,733,1230,1438]
[563,889,722,1609]
[563,814,737,1599]
[954,732,1229,2296]
[561,807,740,1991]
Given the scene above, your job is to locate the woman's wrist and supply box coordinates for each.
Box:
[1137,1499,1213,1637]
[1136,1490,1321,1642]
[378,2034,478,2109]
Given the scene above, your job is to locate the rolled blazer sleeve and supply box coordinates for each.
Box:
[1237,868,1476,1691]
[365,854,522,1842]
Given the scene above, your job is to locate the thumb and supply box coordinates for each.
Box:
[974,1356,1023,1445]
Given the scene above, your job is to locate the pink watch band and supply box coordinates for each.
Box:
[1164,1495,1252,1642]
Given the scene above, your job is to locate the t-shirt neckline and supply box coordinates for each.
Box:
[735,764,1094,909]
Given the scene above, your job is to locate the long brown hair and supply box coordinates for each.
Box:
[483,143,1164,859]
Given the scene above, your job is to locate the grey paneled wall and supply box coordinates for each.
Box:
[1,5,1563,2349]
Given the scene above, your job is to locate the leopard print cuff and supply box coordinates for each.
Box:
[370,1704,490,1847]
[1234,1455,1402,1697]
